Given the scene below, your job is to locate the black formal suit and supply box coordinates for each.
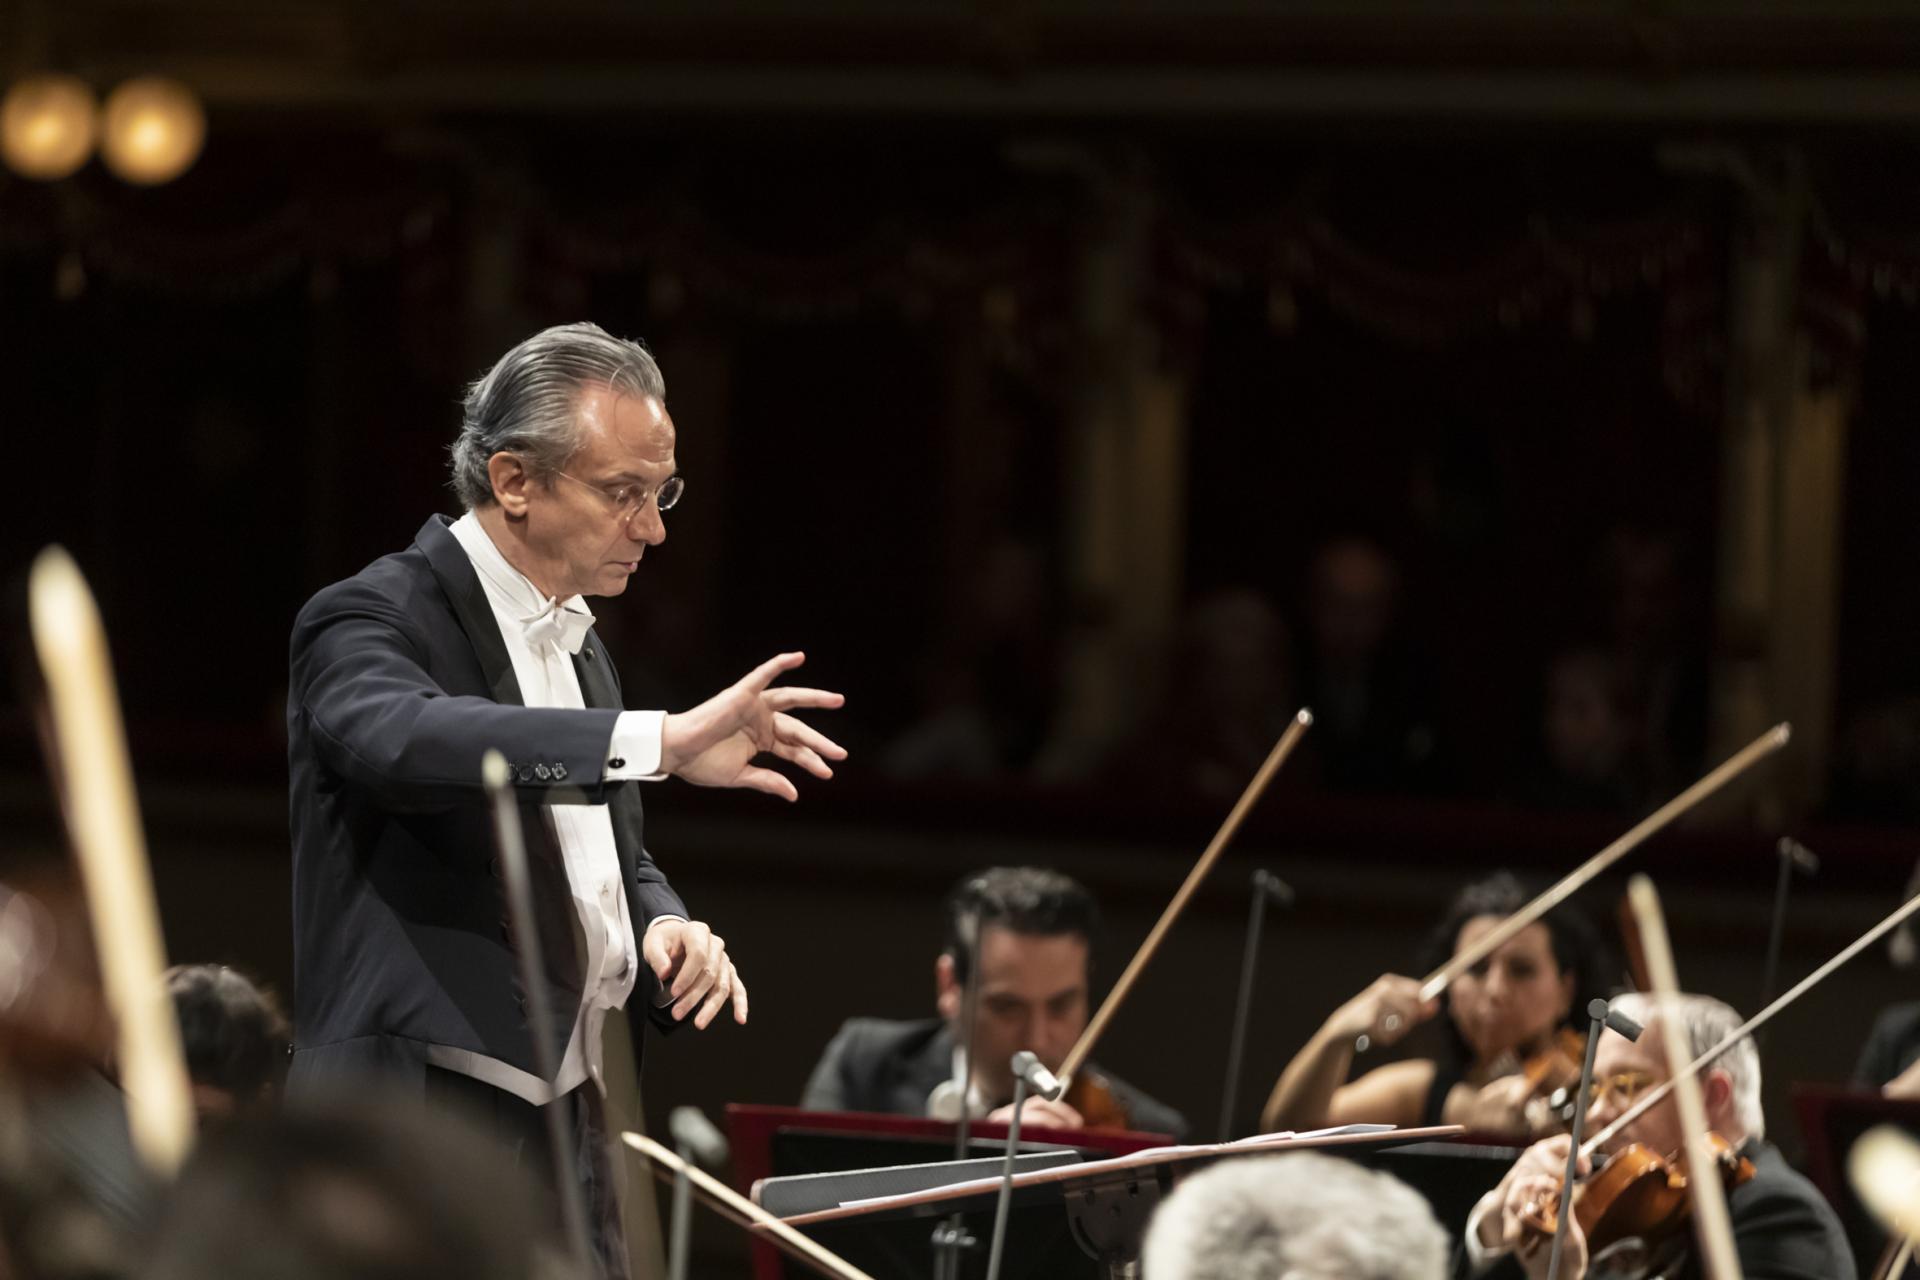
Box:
[801,1016,1191,1140]
[286,513,685,1095]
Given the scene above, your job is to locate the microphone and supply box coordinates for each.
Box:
[1778,837,1820,875]
[669,1106,729,1170]
[1594,997,1644,1043]
[1254,869,1296,907]
[1011,1050,1064,1102]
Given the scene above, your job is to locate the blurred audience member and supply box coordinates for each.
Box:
[1520,647,1645,813]
[1140,1151,1447,1280]
[165,964,290,1123]
[1829,697,1920,824]
[139,1098,573,1280]
[1110,589,1296,800]
[1298,537,1439,792]
[1594,528,1709,797]
[884,535,1060,780]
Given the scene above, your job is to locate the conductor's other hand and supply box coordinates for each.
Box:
[661,652,846,801]
[643,918,748,1030]
[988,1096,1084,1130]
[1327,974,1439,1050]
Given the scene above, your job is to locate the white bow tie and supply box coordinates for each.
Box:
[520,596,595,655]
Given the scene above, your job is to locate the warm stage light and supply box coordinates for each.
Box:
[101,77,205,186]
[0,74,99,181]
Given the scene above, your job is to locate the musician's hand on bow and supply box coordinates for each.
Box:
[1514,1195,1587,1280]
[1327,975,1437,1050]
[1494,1136,1590,1267]
[643,918,749,1029]
[988,1095,1084,1130]
[1886,1056,1920,1101]
[661,652,846,801]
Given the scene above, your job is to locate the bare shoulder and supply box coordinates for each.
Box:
[1326,1058,1436,1129]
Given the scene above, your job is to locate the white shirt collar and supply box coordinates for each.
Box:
[448,511,596,635]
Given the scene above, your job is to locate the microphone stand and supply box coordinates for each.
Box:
[1758,838,1818,1052]
[667,1107,729,1280]
[1547,998,1644,1280]
[481,752,595,1279]
[668,1139,693,1280]
[986,1052,1062,1280]
[933,898,987,1280]
[1218,870,1294,1138]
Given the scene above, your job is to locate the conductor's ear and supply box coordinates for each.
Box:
[488,452,534,516]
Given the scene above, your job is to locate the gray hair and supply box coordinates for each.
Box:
[1141,1152,1448,1280]
[1609,991,1765,1140]
[448,322,665,509]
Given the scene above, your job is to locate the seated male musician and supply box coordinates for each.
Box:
[801,866,1188,1137]
[1466,991,1851,1279]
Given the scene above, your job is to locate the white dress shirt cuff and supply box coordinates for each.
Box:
[606,710,668,780]
[1462,1189,1510,1272]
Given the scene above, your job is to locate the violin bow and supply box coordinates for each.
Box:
[1853,1127,1920,1280]
[621,1131,878,1280]
[1588,886,1920,1155]
[1624,875,1743,1280]
[28,547,195,1176]
[1055,710,1313,1092]
[1419,724,1790,1003]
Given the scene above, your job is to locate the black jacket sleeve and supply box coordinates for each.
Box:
[292,577,623,813]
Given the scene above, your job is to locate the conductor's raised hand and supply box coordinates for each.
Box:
[660,652,846,801]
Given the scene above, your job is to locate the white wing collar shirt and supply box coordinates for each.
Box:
[435,512,674,1105]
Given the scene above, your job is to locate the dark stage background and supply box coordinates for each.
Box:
[9,2,1920,1273]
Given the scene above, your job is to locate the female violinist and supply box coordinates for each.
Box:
[1261,872,1611,1140]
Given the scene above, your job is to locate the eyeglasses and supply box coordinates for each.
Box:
[555,470,684,524]
[1588,1071,1659,1107]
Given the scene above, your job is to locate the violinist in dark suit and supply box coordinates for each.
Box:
[287,322,845,1277]
[1466,992,1852,1280]
[801,867,1188,1138]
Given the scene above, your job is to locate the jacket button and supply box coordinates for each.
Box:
[608,757,626,771]
[583,647,594,661]
[518,765,534,783]
[553,763,569,781]
[535,764,551,781]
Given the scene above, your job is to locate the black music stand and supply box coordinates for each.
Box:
[766,1125,1465,1280]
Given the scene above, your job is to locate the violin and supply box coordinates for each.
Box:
[928,1065,1135,1130]
[1519,1027,1590,1134]
[1062,1068,1132,1131]
[1519,1133,1755,1270]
